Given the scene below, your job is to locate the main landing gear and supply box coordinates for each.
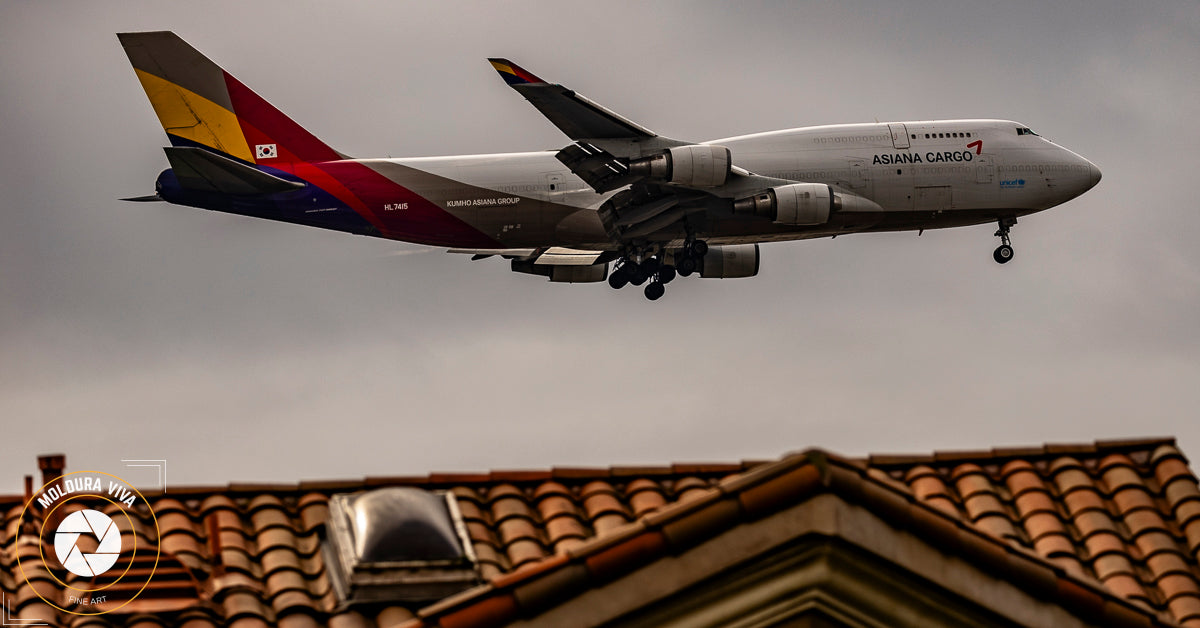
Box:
[608,240,707,300]
[993,218,1016,264]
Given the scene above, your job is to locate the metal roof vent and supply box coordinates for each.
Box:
[323,487,479,606]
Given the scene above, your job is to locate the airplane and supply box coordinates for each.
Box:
[119,31,1101,301]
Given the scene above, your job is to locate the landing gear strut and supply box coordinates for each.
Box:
[993,218,1016,264]
[677,239,707,277]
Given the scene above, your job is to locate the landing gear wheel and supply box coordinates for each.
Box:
[644,281,665,301]
[640,257,661,275]
[690,240,709,257]
[658,266,677,284]
[608,272,629,289]
[677,256,697,277]
[992,217,1017,265]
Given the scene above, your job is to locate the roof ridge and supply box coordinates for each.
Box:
[865,436,1178,468]
[0,437,1178,505]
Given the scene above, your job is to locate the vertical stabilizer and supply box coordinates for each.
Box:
[118,31,345,164]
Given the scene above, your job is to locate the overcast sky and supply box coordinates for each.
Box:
[2,1,1197,494]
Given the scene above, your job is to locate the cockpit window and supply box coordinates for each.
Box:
[1016,127,1039,136]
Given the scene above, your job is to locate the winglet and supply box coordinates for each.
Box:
[488,58,546,85]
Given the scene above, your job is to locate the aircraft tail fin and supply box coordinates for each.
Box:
[117,31,345,165]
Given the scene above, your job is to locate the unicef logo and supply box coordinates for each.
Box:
[54,509,123,577]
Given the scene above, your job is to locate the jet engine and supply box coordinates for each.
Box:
[732,183,833,226]
[699,244,760,279]
[628,145,731,187]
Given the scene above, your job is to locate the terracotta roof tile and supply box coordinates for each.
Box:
[1170,595,1200,623]
[496,517,539,546]
[1102,572,1151,603]
[490,495,536,523]
[534,494,578,522]
[1085,531,1129,558]
[1136,530,1180,559]
[504,538,548,570]
[591,513,631,536]
[670,476,713,501]
[1093,552,1138,580]
[1160,572,1200,601]
[543,515,587,546]
[626,487,667,517]
[1014,490,1060,517]
[581,491,628,521]
[530,481,570,501]
[1113,485,1158,514]
[1023,511,1068,542]
[1147,551,1193,577]
[453,499,486,522]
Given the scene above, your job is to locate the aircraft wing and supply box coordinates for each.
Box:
[488,59,797,193]
[488,59,682,151]
[489,59,882,243]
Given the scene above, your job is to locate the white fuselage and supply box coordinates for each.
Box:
[387,119,1100,248]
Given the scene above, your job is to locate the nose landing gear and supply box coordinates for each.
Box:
[993,218,1017,264]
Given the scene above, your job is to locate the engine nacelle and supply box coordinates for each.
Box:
[732,183,833,226]
[511,260,609,283]
[628,145,731,187]
[699,244,760,279]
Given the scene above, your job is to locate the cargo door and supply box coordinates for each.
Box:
[975,155,995,183]
[888,123,910,149]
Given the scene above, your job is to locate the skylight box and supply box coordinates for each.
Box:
[322,487,479,606]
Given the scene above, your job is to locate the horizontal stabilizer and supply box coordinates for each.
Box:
[164,147,305,195]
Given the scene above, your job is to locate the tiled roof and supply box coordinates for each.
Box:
[0,464,757,627]
[2,438,1199,627]
[869,437,1200,625]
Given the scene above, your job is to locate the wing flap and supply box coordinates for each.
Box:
[535,247,604,266]
[448,247,605,266]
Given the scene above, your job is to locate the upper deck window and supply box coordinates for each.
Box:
[1016,127,1039,136]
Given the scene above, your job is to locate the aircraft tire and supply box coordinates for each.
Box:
[630,269,649,286]
[659,266,677,284]
[644,281,665,301]
[691,240,709,256]
[677,256,697,276]
[608,272,629,290]
[993,245,1014,264]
